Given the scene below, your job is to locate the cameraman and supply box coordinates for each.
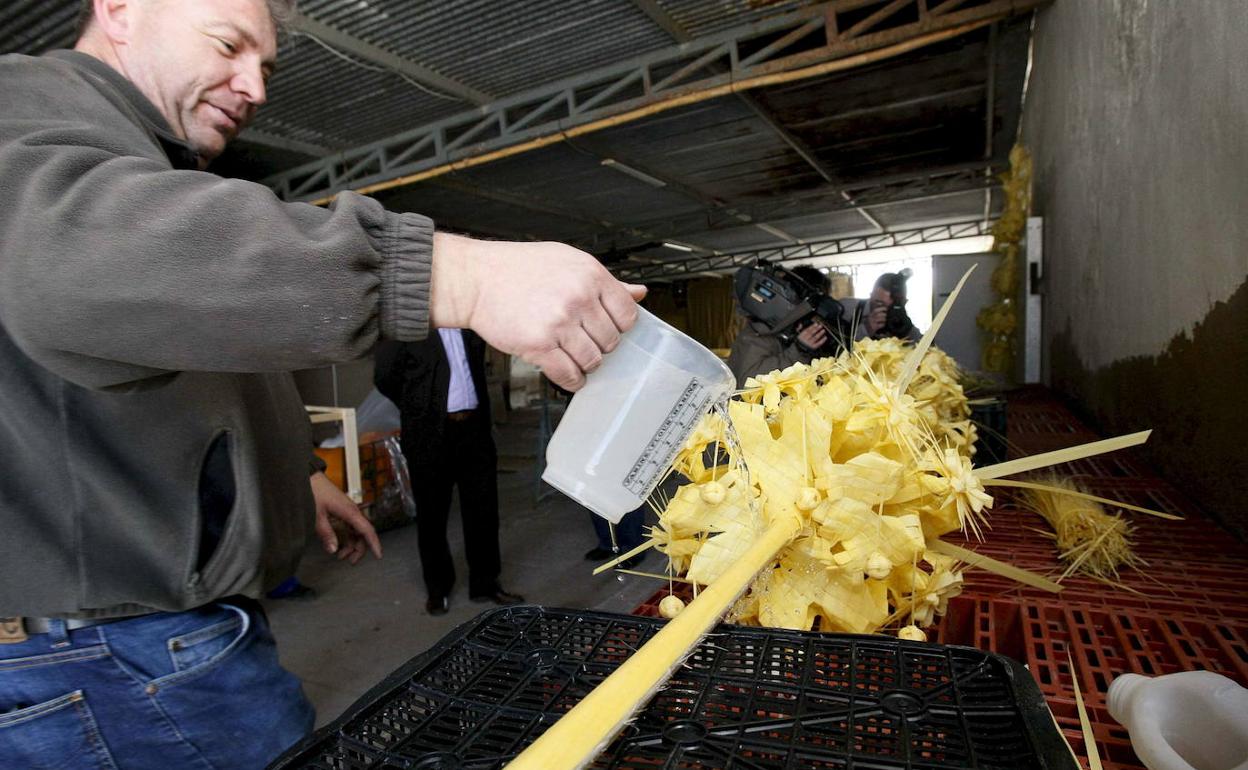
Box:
[728,265,841,387]
[850,271,923,343]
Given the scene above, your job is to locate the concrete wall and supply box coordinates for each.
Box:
[1022,1,1248,531]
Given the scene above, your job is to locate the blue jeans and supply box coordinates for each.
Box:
[0,600,313,769]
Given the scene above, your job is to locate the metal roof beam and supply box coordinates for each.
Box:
[610,219,993,282]
[288,12,493,106]
[265,0,1048,203]
[577,162,1001,253]
[431,174,716,254]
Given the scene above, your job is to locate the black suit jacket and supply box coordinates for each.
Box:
[374,331,492,463]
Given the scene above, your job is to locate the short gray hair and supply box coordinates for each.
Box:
[76,0,297,40]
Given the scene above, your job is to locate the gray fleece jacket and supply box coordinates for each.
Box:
[0,51,433,618]
[726,317,814,389]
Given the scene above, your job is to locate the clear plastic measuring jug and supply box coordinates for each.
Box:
[542,307,736,523]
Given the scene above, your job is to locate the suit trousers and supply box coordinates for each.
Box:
[406,410,501,599]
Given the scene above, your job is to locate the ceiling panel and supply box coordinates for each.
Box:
[866,189,998,229]
[299,0,673,99]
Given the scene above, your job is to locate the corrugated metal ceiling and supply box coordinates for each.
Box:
[299,0,673,100]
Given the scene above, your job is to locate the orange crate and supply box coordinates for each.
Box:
[313,430,400,506]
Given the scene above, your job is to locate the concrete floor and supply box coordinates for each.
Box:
[262,405,659,727]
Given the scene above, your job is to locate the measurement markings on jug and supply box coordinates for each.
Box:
[623,379,709,496]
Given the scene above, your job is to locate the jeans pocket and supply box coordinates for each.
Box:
[0,690,119,770]
[154,605,248,688]
[167,614,244,675]
[145,606,315,768]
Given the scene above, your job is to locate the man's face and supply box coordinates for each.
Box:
[120,0,277,166]
[868,285,894,312]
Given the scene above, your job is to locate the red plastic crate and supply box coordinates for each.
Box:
[1079,482,1217,525]
[1007,433,1104,458]
[951,547,1248,621]
[1020,603,1248,696]
[934,596,1028,658]
[957,572,1248,623]
[1029,603,1248,770]
[936,596,1248,770]
[1043,695,1138,770]
[945,482,1248,618]
[1005,411,1094,435]
[972,492,1226,552]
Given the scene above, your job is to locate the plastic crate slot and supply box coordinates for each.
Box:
[307,736,382,770]
[850,713,902,753]
[345,690,443,752]
[910,725,969,762]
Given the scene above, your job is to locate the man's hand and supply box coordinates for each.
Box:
[310,471,382,564]
[865,299,889,337]
[795,322,829,352]
[429,234,647,391]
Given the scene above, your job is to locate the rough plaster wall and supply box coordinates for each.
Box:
[1022,1,1248,530]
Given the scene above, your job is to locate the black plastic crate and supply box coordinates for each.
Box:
[971,396,1009,467]
[270,606,1075,770]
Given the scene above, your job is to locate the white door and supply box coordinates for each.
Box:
[931,252,1001,374]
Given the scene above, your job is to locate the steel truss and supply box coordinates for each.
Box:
[264,0,1044,202]
[578,162,1002,252]
[611,219,993,282]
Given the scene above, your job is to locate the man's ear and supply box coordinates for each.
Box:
[92,0,137,46]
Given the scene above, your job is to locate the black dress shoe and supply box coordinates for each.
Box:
[426,595,449,616]
[584,547,614,561]
[470,587,524,605]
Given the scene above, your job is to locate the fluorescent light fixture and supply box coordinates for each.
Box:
[662,241,694,252]
[601,158,667,188]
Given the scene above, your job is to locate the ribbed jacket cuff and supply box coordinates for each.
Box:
[378,211,434,341]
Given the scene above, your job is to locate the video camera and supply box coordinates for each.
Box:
[733,263,851,355]
[873,269,915,339]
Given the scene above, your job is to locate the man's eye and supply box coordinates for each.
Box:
[217,38,237,54]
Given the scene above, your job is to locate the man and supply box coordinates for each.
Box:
[727,265,842,387]
[374,330,521,616]
[849,271,923,342]
[0,0,643,766]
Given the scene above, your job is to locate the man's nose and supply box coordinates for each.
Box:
[234,62,268,108]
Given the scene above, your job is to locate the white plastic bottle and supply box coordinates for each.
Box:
[1107,671,1248,770]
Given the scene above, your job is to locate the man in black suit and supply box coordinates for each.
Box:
[375,330,523,615]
